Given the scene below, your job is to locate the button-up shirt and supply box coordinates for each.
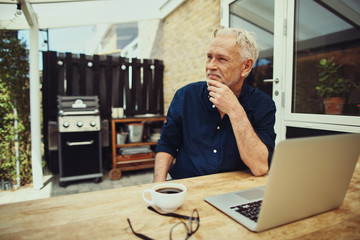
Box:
[155,81,276,179]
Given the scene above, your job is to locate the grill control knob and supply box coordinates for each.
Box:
[77,121,83,127]
[90,120,97,127]
[63,121,70,128]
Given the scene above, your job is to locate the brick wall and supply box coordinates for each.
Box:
[152,0,220,113]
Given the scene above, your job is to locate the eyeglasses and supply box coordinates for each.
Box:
[127,206,200,240]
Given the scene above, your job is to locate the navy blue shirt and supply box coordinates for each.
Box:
[156,81,276,179]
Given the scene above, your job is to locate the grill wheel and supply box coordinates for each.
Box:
[109,168,122,180]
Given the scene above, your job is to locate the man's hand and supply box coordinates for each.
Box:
[207,79,241,116]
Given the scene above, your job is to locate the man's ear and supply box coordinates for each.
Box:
[240,58,255,78]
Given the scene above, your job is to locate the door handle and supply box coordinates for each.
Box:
[263,78,279,84]
[66,140,94,146]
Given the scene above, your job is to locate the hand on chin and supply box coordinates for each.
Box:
[207,78,226,87]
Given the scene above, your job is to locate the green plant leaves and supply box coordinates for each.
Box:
[315,57,351,98]
[0,30,32,185]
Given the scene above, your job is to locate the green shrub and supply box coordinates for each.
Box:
[0,30,32,185]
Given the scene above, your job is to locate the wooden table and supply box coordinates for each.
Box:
[1,159,359,240]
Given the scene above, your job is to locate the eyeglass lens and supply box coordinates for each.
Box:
[170,221,189,240]
[170,209,200,240]
[190,209,200,233]
[128,208,199,240]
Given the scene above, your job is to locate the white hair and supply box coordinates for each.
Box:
[214,26,259,62]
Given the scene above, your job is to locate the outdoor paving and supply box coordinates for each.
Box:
[0,169,154,205]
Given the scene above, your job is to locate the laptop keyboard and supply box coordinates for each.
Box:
[230,200,263,222]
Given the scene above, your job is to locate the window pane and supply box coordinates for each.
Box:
[229,0,274,97]
[293,0,360,116]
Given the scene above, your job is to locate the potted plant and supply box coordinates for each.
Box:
[315,57,351,115]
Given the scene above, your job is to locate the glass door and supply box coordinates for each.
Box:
[284,0,360,132]
[221,0,286,142]
[222,0,360,138]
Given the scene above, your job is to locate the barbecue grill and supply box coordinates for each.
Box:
[57,96,103,187]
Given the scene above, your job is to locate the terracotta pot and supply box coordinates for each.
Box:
[323,97,345,115]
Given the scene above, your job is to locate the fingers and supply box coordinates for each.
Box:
[208,91,217,102]
[207,81,225,108]
[207,80,228,95]
[207,80,223,94]
[206,79,219,87]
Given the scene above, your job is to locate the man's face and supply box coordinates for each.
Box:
[206,36,244,88]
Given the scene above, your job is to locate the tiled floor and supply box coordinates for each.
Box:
[0,168,154,205]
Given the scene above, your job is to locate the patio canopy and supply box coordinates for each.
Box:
[0,0,182,29]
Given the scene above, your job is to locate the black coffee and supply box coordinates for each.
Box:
[156,187,183,194]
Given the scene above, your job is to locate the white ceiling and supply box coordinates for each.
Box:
[0,0,171,30]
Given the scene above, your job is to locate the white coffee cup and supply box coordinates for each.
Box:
[142,183,187,212]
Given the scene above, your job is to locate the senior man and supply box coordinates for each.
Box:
[153,26,276,182]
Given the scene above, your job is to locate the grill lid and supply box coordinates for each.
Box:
[58,96,99,114]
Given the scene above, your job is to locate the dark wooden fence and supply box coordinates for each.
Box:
[42,51,164,172]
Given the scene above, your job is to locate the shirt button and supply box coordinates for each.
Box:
[213,149,217,153]
[212,104,216,108]
[217,126,220,130]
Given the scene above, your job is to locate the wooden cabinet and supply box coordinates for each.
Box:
[110,116,166,180]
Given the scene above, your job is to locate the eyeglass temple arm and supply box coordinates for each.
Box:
[147,206,191,220]
[127,218,155,240]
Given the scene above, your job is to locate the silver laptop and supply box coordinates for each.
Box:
[205,133,360,232]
